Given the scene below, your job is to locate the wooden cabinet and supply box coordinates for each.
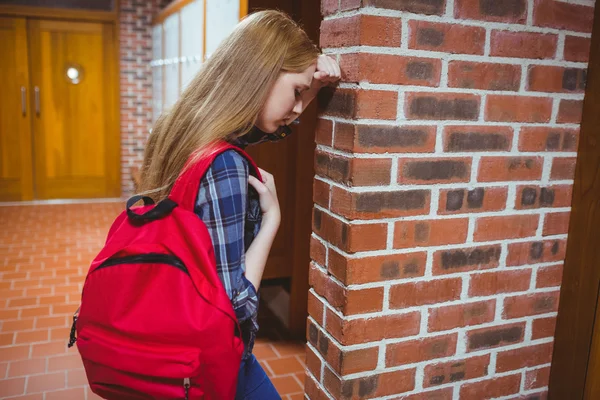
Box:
[0,16,119,201]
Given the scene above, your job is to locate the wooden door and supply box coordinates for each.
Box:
[0,17,34,201]
[27,19,120,199]
[548,3,600,398]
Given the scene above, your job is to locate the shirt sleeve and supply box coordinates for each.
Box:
[194,150,259,323]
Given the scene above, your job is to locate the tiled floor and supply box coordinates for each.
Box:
[0,202,306,399]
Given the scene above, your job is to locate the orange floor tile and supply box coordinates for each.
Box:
[0,202,306,399]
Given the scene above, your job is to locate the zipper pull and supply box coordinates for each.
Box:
[183,378,190,400]
[68,308,79,348]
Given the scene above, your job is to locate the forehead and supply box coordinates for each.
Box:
[285,64,315,84]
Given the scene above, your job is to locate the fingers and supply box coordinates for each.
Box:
[248,175,268,193]
[316,55,341,84]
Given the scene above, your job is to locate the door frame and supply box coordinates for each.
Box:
[548,3,600,399]
[0,2,121,199]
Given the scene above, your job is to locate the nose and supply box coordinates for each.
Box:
[292,98,303,115]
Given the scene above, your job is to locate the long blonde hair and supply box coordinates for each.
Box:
[138,10,321,201]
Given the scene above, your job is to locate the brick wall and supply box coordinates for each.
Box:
[309,0,594,398]
[119,0,170,195]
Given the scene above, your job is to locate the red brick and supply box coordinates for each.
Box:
[398,158,472,184]
[439,187,507,215]
[310,236,326,268]
[519,127,579,152]
[390,278,462,309]
[326,308,420,345]
[455,0,527,23]
[26,371,66,392]
[525,366,551,389]
[331,187,430,220]
[305,345,322,381]
[307,290,324,325]
[342,53,441,87]
[478,156,543,182]
[312,265,385,315]
[551,157,577,180]
[0,345,30,362]
[423,354,490,387]
[312,179,329,210]
[364,0,445,15]
[15,329,49,344]
[318,88,356,119]
[406,92,480,121]
[328,249,427,285]
[7,358,46,378]
[324,366,416,399]
[309,263,345,311]
[0,377,26,398]
[408,20,485,55]
[557,100,583,124]
[313,208,388,253]
[314,151,392,187]
[515,185,573,210]
[308,322,379,375]
[507,239,567,266]
[304,373,329,400]
[543,212,571,236]
[399,388,454,400]
[321,0,338,16]
[533,0,595,33]
[528,66,586,93]
[428,300,496,332]
[46,388,86,400]
[537,263,563,288]
[356,90,397,120]
[486,95,553,123]
[334,123,436,154]
[460,374,521,399]
[444,125,513,152]
[491,30,557,59]
[474,214,539,241]
[448,61,521,91]
[315,118,333,146]
[532,316,557,339]
[469,269,532,296]
[432,245,501,275]
[357,15,402,46]
[564,36,591,63]
[496,342,553,372]
[503,291,560,318]
[394,218,468,249]
[466,322,525,351]
[386,334,458,367]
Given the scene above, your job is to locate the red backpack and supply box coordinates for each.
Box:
[69,143,261,400]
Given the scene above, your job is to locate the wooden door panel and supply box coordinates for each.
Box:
[0,17,33,201]
[28,19,119,199]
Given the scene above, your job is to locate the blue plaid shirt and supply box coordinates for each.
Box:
[194,148,262,359]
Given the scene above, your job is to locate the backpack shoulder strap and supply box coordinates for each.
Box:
[168,141,261,212]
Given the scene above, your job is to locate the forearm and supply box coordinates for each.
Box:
[244,218,279,290]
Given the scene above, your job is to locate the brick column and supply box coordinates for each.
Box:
[308,0,594,398]
[119,0,171,195]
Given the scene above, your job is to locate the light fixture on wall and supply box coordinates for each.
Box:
[65,63,84,84]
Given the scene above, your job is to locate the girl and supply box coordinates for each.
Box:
[138,10,341,399]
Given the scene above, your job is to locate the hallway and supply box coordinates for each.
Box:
[0,202,305,399]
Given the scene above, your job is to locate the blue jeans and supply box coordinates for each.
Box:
[235,355,281,400]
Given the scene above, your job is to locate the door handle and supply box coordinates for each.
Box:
[21,87,26,116]
[34,86,40,116]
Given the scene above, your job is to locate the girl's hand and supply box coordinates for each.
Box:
[248,168,280,227]
[313,55,341,87]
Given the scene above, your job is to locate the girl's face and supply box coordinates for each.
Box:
[256,63,317,133]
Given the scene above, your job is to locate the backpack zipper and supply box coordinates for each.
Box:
[68,254,189,348]
[94,253,189,275]
[183,377,190,400]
